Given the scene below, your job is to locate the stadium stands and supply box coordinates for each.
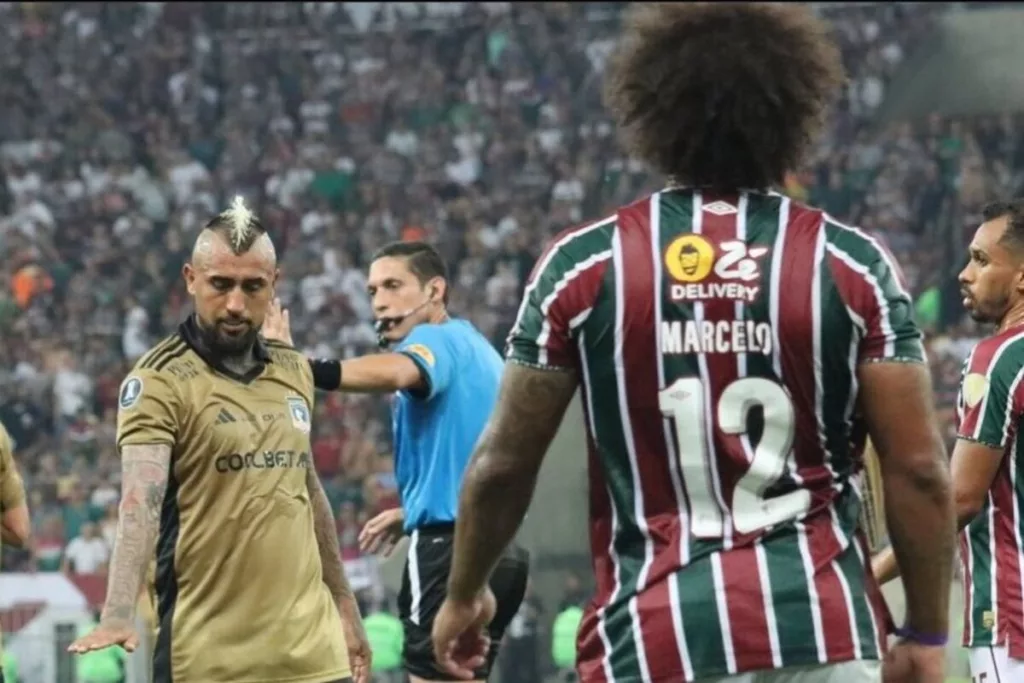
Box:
[0,3,1010,679]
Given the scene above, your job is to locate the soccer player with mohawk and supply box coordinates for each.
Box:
[69,197,371,683]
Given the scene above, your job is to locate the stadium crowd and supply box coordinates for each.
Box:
[0,0,1011,662]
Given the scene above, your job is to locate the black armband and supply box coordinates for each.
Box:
[308,358,342,391]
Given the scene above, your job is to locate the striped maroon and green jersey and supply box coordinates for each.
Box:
[506,188,924,682]
[956,327,1024,658]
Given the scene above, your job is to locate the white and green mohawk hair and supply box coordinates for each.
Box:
[204,195,266,253]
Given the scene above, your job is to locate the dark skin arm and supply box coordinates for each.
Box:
[858,361,955,636]
[447,363,578,603]
[873,438,1002,584]
[101,444,171,626]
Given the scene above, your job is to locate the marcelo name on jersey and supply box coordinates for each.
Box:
[661,320,773,355]
[664,220,769,303]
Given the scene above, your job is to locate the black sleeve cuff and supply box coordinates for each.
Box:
[309,359,342,391]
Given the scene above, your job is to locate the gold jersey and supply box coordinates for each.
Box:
[0,421,25,660]
[117,318,349,683]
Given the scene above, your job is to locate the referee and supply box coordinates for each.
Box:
[263,240,529,683]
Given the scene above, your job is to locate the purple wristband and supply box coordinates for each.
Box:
[894,626,947,646]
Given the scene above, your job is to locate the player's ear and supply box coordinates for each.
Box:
[272,268,280,290]
[182,262,197,296]
[428,276,446,303]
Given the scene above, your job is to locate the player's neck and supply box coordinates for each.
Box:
[428,308,449,325]
[219,347,261,376]
[191,316,263,375]
[998,303,1024,333]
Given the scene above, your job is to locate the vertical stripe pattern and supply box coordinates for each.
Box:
[522,189,902,680]
[407,530,422,625]
[956,329,1024,658]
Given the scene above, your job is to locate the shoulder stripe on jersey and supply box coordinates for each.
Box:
[152,346,190,372]
[824,245,875,332]
[535,250,612,366]
[824,214,915,302]
[138,336,186,371]
[136,335,182,369]
[509,215,616,341]
[824,243,897,358]
[971,330,1024,441]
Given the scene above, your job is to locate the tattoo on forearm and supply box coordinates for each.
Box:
[103,444,171,625]
[306,467,353,604]
[449,364,578,601]
[486,364,578,454]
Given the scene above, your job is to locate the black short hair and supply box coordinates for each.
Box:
[372,241,450,305]
[603,3,845,191]
[984,199,1024,250]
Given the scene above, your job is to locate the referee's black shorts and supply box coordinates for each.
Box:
[398,523,529,680]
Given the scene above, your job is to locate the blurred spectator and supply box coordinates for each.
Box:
[62,521,109,576]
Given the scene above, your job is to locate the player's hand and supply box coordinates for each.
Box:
[882,641,945,683]
[339,600,372,683]
[358,507,405,557]
[431,588,497,680]
[67,620,139,654]
[262,298,294,346]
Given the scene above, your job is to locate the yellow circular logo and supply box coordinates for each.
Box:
[664,235,715,283]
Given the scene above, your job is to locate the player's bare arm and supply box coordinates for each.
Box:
[69,443,170,654]
[446,363,577,603]
[305,465,356,606]
[873,438,1003,585]
[102,444,171,624]
[859,361,955,637]
[306,466,373,681]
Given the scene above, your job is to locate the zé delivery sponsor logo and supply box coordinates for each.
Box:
[664,233,768,303]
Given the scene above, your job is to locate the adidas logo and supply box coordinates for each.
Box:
[215,409,237,425]
[702,201,738,216]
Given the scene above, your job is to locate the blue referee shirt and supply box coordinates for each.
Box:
[392,318,503,532]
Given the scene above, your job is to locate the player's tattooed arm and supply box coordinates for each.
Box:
[305,466,355,605]
[447,363,578,602]
[101,444,171,627]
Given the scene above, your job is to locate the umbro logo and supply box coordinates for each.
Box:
[215,408,237,425]
[702,201,738,216]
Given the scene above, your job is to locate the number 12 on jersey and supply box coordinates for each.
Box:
[658,377,811,538]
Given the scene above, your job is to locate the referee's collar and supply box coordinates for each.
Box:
[179,315,272,383]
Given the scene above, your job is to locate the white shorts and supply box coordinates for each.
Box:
[697,660,881,683]
[969,645,1024,681]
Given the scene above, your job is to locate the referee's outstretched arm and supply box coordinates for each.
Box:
[262,299,430,394]
[306,353,426,394]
